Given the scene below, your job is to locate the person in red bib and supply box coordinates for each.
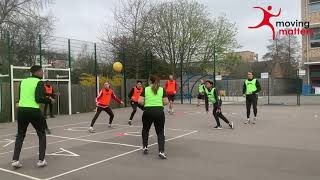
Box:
[89,81,124,133]
[44,81,56,119]
[165,75,178,114]
[128,80,144,125]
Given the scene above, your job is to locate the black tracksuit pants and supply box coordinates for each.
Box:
[13,108,46,161]
[129,101,144,120]
[142,107,165,153]
[246,94,258,118]
[90,106,114,127]
[213,106,230,127]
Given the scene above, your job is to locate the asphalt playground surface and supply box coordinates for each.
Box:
[0,104,319,180]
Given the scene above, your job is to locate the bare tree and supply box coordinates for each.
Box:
[0,0,51,30]
[200,15,239,71]
[146,0,210,75]
[100,0,153,78]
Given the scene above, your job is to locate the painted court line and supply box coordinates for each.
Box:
[0,121,89,138]
[0,167,42,180]
[100,123,197,132]
[47,134,141,148]
[44,130,198,180]
[0,126,131,156]
[0,130,198,180]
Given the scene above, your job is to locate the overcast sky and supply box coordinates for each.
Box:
[47,0,301,60]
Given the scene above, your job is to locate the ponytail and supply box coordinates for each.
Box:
[149,75,160,95]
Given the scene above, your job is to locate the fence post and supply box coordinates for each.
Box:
[180,59,183,104]
[68,39,71,69]
[94,43,98,97]
[296,70,301,106]
[39,34,42,66]
[6,32,13,122]
[122,47,127,107]
[268,74,270,105]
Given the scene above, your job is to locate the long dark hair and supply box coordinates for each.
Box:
[149,75,160,95]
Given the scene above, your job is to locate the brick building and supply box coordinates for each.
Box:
[232,51,258,62]
[302,0,320,93]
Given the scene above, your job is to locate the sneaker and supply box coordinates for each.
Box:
[37,160,47,168]
[252,117,257,124]
[143,147,149,155]
[11,160,22,169]
[88,127,95,133]
[45,129,51,135]
[213,126,223,130]
[229,122,234,129]
[128,120,132,126]
[108,124,112,128]
[159,152,167,159]
[244,119,250,124]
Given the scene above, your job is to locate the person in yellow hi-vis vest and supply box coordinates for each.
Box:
[12,65,54,169]
[243,71,261,125]
[197,79,205,106]
[204,80,234,129]
[139,75,169,159]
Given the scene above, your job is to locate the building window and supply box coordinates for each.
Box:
[310,28,320,48]
[309,0,320,12]
[310,0,320,3]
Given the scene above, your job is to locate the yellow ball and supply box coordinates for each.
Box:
[113,62,123,73]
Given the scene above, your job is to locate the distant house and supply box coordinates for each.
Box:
[230,51,258,63]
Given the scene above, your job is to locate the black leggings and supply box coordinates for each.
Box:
[129,101,144,120]
[13,108,46,161]
[90,107,114,127]
[213,106,230,127]
[246,94,258,118]
[142,108,165,152]
[44,103,53,117]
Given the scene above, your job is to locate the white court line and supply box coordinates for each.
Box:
[0,126,131,156]
[0,167,42,180]
[100,123,196,132]
[0,121,89,138]
[47,134,141,148]
[45,130,198,180]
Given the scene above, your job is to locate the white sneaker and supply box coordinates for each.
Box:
[11,160,22,169]
[159,152,167,159]
[229,122,234,129]
[108,124,112,128]
[143,147,149,155]
[244,119,250,124]
[37,160,47,168]
[213,126,223,130]
[88,127,95,133]
[252,117,257,124]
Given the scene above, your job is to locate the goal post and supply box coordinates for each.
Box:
[10,65,72,122]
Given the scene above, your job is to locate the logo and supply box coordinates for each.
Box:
[249,6,312,40]
[249,6,281,40]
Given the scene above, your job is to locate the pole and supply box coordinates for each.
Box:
[145,50,148,79]
[94,43,98,97]
[122,47,127,107]
[68,68,72,115]
[150,50,153,76]
[213,44,216,84]
[68,39,71,69]
[180,59,183,104]
[268,73,270,105]
[10,65,14,122]
[39,34,42,66]
[297,69,300,106]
